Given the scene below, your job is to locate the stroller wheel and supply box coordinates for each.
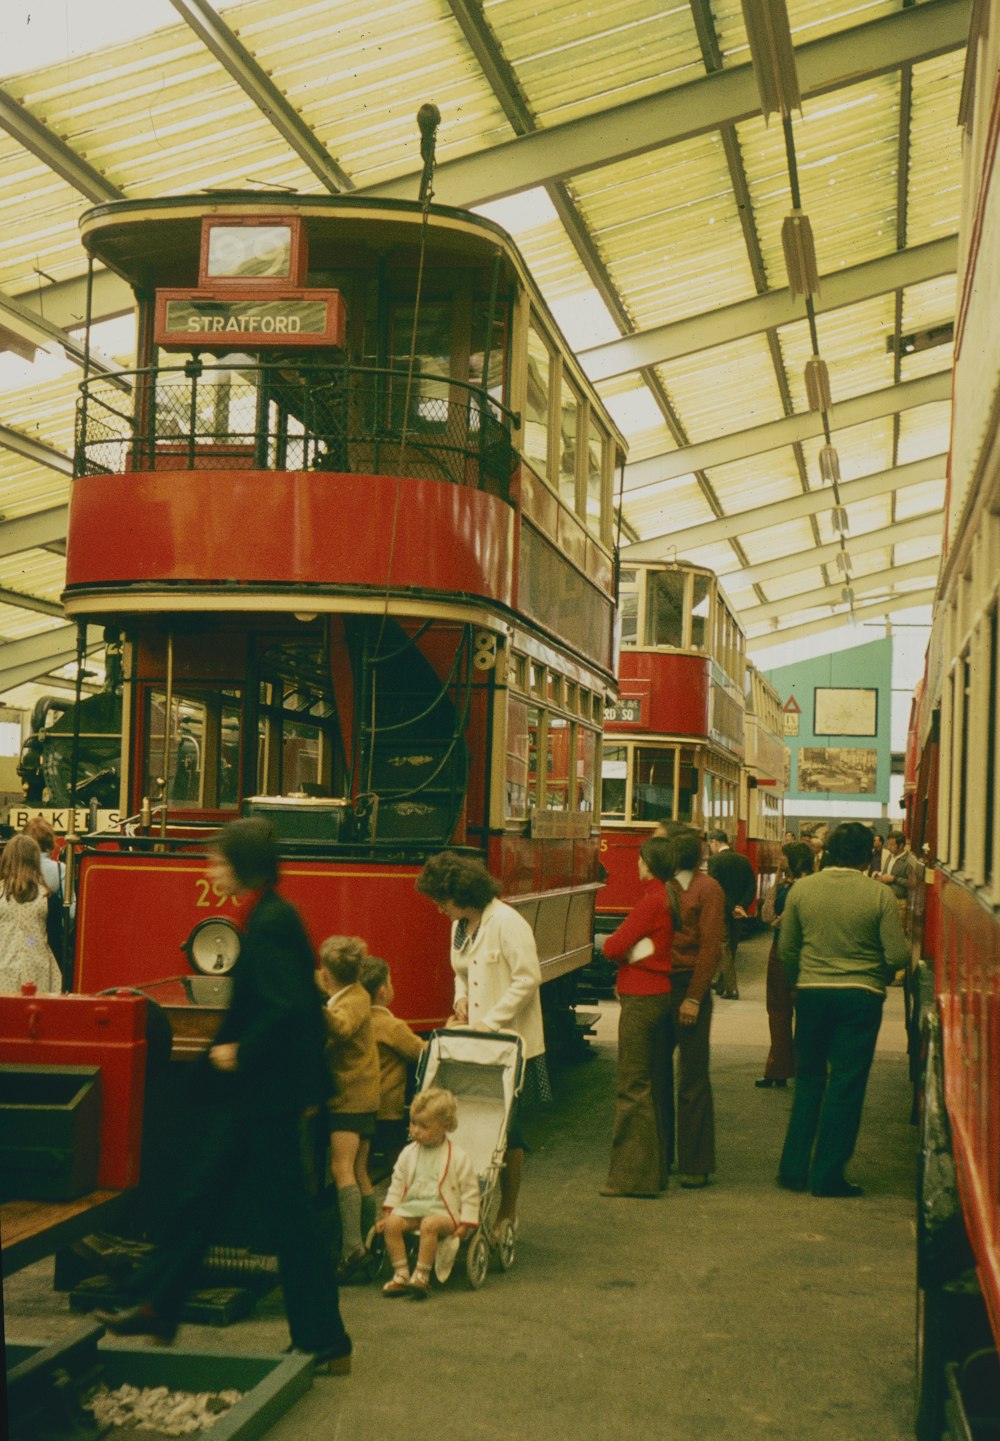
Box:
[364,1227,390,1280]
[496,1218,516,1272]
[465,1233,490,1290]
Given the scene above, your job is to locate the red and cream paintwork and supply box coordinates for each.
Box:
[60,193,627,1040]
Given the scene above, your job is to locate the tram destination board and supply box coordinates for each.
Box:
[155,289,346,350]
[604,696,645,725]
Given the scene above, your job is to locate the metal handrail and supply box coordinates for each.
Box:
[75,359,519,499]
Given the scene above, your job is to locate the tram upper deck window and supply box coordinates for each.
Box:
[586,415,606,536]
[524,322,552,480]
[470,304,507,405]
[559,379,581,511]
[691,574,711,649]
[645,570,684,648]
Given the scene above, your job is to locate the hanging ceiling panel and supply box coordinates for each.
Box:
[738,74,900,288]
[780,296,896,412]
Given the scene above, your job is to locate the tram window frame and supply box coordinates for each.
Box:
[632,745,678,824]
[690,572,711,650]
[524,319,553,483]
[142,685,243,812]
[645,570,686,648]
[504,693,532,821]
[576,724,597,813]
[558,373,582,514]
[544,714,572,812]
[600,742,628,820]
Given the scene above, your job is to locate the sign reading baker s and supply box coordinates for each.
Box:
[7,807,122,835]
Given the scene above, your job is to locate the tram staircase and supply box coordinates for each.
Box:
[356,621,470,845]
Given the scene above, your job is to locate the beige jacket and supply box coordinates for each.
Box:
[323,981,380,1115]
[372,1006,426,1120]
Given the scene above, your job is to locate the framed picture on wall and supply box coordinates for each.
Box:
[797,747,878,794]
[814,686,878,737]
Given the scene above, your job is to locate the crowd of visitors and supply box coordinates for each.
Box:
[0,811,910,1368]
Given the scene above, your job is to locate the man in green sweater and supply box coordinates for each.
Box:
[776,821,909,1197]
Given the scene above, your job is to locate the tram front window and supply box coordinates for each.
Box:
[601,744,627,819]
[646,571,684,648]
[633,746,675,822]
[144,690,242,809]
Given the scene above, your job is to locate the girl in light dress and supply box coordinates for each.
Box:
[0,835,61,995]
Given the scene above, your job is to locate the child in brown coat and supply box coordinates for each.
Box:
[318,935,380,1277]
[359,956,426,1179]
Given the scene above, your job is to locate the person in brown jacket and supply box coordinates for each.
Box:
[653,824,725,1188]
[359,955,426,1178]
[319,935,380,1278]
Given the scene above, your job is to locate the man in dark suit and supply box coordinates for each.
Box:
[707,830,756,1000]
[97,819,351,1372]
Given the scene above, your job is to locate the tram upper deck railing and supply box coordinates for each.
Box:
[75,359,518,500]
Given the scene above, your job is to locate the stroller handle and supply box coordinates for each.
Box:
[416,1027,526,1091]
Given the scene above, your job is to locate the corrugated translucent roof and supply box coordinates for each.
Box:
[0,0,968,681]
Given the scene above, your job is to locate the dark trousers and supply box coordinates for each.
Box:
[659,970,715,1177]
[607,991,672,1193]
[130,1102,349,1354]
[763,938,796,1081]
[779,988,884,1192]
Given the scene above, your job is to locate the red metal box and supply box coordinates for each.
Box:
[0,995,148,1191]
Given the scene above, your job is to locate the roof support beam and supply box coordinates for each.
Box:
[15,268,132,335]
[358,0,971,207]
[580,236,957,381]
[0,87,122,203]
[0,506,70,560]
[623,453,946,559]
[0,587,64,619]
[721,510,943,588]
[0,288,129,387]
[168,0,354,193]
[0,424,73,477]
[0,625,83,694]
[740,557,941,625]
[746,588,937,651]
[624,370,951,492]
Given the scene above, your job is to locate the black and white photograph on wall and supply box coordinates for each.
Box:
[813,686,878,737]
[797,746,878,794]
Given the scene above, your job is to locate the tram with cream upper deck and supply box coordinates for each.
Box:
[25,184,626,1054]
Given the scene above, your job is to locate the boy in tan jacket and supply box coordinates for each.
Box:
[359,956,426,1178]
[318,935,380,1277]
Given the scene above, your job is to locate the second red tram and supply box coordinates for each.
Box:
[594,561,782,942]
[41,190,627,1050]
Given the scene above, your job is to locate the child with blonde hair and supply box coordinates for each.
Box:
[318,935,380,1278]
[377,1087,479,1298]
[359,956,426,1177]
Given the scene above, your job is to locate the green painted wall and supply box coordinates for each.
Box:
[765,638,893,803]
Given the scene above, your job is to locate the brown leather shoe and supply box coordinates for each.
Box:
[92,1303,177,1344]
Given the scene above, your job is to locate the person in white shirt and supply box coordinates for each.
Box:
[416,852,548,1232]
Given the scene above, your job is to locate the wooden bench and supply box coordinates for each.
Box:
[1,1190,130,1276]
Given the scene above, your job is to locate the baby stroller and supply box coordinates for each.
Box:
[373,1028,524,1289]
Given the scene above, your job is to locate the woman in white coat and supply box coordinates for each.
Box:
[416,851,549,1232]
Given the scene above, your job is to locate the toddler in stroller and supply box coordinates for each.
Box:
[376,1028,524,1293]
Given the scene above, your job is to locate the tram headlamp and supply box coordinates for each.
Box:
[182,917,242,975]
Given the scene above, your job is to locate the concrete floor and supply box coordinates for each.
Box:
[3,929,919,1440]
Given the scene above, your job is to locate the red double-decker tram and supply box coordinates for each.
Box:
[50,191,626,1053]
[908,12,1000,1432]
[595,561,747,940]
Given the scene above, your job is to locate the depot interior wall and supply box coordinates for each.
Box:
[765,638,895,827]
